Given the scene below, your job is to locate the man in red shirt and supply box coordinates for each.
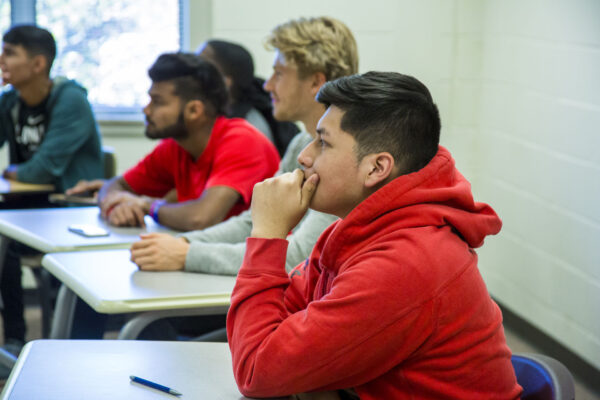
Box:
[227,72,522,399]
[97,52,280,231]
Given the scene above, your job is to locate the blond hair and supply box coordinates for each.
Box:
[265,16,358,81]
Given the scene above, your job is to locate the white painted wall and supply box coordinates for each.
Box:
[472,0,600,370]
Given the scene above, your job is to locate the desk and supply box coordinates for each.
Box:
[0,206,177,338]
[0,340,250,400]
[0,178,54,194]
[42,249,235,339]
[0,206,173,253]
[0,177,55,208]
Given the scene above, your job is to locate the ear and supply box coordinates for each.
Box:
[361,152,396,189]
[32,55,48,75]
[309,71,327,96]
[184,99,206,121]
[223,76,233,91]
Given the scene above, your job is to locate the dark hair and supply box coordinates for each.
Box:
[148,52,227,117]
[316,71,441,175]
[3,25,56,74]
[200,40,298,155]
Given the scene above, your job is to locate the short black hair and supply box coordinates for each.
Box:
[203,40,254,103]
[148,52,227,117]
[3,25,56,74]
[316,71,441,175]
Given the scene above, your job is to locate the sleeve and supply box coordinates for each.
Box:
[227,238,437,398]
[122,140,176,197]
[183,241,247,275]
[16,86,97,183]
[0,95,10,148]
[284,210,337,271]
[180,207,335,276]
[206,128,279,204]
[180,209,253,275]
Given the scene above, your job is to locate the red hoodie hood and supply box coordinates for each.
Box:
[318,146,502,271]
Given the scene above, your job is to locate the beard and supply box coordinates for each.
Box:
[145,111,188,140]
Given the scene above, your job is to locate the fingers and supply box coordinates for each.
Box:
[133,255,159,271]
[301,173,319,208]
[132,206,146,228]
[138,232,161,241]
[66,179,105,195]
[130,245,158,270]
[292,168,305,186]
[65,180,85,195]
[108,204,144,227]
[130,237,152,251]
[100,194,123,218]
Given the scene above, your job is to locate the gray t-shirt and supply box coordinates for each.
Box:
[244,107,274,143]
[181,131,337,275]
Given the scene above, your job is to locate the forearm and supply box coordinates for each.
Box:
[155,186,240,231]
[285,210,337,271]
[97,176,127,202]
[228,238,327,397]
[184,241,246,275]
[155,201,228,231]
[16,160,55,183]
[182,209,334,275]
[180,209,253,245]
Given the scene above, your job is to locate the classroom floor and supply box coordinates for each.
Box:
[0,294,598,399]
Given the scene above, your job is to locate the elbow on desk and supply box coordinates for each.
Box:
[234,371,288,399]
[232,356,306,398]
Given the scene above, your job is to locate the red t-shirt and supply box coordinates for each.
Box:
[123,116,280,218]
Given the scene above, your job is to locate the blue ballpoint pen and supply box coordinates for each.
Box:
[130,375,182,397]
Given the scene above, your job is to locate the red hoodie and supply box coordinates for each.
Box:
[227,146,522,399]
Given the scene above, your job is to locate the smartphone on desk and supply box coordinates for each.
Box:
[68,224,110,238]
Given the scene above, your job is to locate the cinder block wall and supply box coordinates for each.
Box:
[472,0,600,370]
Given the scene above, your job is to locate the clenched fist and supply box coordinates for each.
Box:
[250,169,319,239]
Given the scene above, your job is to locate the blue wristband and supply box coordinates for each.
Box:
[149,200,166,223]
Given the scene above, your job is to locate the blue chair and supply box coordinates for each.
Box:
[511,353,575,400]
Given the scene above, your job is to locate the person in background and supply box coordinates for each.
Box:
[197,39,299,156]
[0,25,103,368]
[227,71,522,399]
[96,52,280,232]
[66,40,299,198]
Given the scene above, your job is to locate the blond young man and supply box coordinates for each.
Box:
[129,17,358,277]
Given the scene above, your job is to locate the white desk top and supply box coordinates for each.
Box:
[0,207,175,253]
[42,249,235,313]
[1,340,250,400]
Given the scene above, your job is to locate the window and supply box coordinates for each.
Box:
[0,0,9,36]
[4,0,183,119]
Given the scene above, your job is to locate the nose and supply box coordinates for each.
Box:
[142,103,150,117]
[297,139,317,169]
[263,73,274,92]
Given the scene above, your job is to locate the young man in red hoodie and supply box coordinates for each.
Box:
[227,72,523,399]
